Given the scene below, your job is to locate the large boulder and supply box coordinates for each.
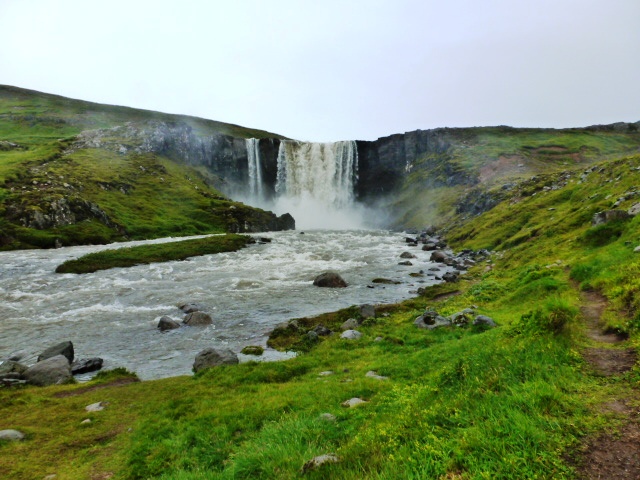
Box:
[430,251,449,263]
[592,210,631,226]
[473,315,497,327]
[24,355,72,386]
[313,272,347,288]
[158,316,181,331]
[414,310,451,330]
[37,341,74,364]
[193,348,238,373]
[183,312,213,326]
[71,358,104,375]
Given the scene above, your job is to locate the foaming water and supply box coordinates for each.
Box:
[0,231,451,379]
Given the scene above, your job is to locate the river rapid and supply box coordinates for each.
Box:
[0,230,449,380]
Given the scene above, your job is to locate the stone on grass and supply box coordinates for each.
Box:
[313,272,347,288]
[592,209,631,226]
[301,454,339,473]
[193,348,238,373]
[359,304,376,319]
[319,413,336,422]
[24,355,72,386]
[0,429,25,441]
[341,318,360,331]
[341,397,367,408]
[318,371,334,376]
[312,324,332,336]
[473,315,497,327]
[158,316,180,331]
[414,310,451,330]
[85,402,106,412]
[340,330,362,340]
[365,371,388,381]
[38,341,74,364]
[183,311,213,326]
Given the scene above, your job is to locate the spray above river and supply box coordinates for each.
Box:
[244,138,369,229]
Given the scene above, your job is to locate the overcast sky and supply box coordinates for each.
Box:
[1,0,638,142]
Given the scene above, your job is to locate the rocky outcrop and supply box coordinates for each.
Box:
[193,348,239,373]
[24,355,72,386]
[38,341,74,364]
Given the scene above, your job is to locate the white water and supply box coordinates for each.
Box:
[246,138,265,202]
[244,139,366,229]
[0,231,451,380]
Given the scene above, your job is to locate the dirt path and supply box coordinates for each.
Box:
[574,290,639,479]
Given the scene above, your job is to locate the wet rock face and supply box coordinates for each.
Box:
[313,272,348,288]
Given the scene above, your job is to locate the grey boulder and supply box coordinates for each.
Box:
[24,355,72,386]
[38,341,74,364]
[193,348,238,373]
[313,272,347,288]
[415,310,451,330]
[0,429,25,441]
[183,312,213,326]
[473,315,497,327]
[340,330,362,340]
[158,316,181,331]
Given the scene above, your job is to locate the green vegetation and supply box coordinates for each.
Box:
[1,87,639,478]
[0,86,286,249]
[55,234,250,273]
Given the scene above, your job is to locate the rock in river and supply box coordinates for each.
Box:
[313,272,347,288]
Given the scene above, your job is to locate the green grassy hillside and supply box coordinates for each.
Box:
[2,153,639,479]
[391,124,640,228]
[0,86,288,249]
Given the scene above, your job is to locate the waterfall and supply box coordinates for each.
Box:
[275,140,358,208]
[246,138,264,201]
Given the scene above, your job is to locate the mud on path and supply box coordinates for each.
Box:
[574,290,639,479]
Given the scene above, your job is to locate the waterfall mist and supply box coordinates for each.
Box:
[241,138,384,230]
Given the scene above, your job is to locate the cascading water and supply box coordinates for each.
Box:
[273,140,361,229]
[245,138,264,202]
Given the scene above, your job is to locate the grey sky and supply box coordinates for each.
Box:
[1,0,638,142]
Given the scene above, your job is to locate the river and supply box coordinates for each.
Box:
[0,230,449,379]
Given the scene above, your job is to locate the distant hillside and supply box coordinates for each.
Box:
[0,86,292,249]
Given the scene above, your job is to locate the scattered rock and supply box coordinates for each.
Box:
[341,397,367,408]
[71,358,103,375]
[318,371,334,376]
[178,303,205,314]
[38,341,74,364]
[313,272,347,288]
[442,271,459,283]
[301,454,339,473]
[422,243,437,251]
[6,350,28,362]
[374,336,383,342]
[183,311,213,326]
[193,348,239,373]
[359,304,376,319]
[628,203,640,216]
[319,413,336,422]
[400,252,416,259]
[24,355,72,386]
[414,310,451,330]
[592,209,631,226]
[371,278,400,284]
[85,402,106,412]
[340,330,362,340]
[158,316,180,331]
[365,371,388,381]
[449,309,475,326]
[0,360,28,377]
[81,419,92,424]
[240,345,264,356]
[473,315,497,327]
[341,318,360,331]
[430,251,449,263]
[398,260,413,266]
[312,324,332,336]
[0,429,25,441]
[305,331,320,344]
